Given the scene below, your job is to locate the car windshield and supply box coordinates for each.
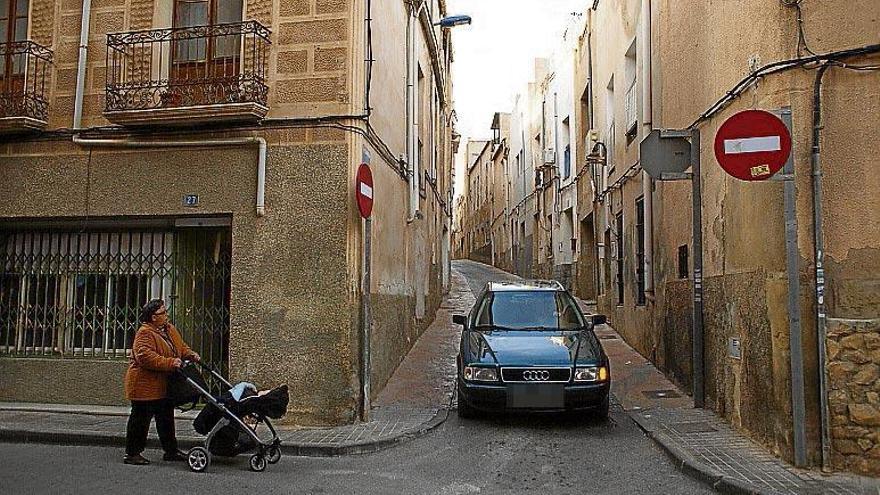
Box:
[473,290,586,330]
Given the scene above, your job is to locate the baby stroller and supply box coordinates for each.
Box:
[177,360,289,472]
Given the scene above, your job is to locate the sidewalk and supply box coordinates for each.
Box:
[0,268,474,457]
[598,320,879,495]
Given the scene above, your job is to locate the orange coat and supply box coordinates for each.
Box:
[123,323,196,401]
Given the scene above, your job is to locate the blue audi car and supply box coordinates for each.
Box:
[453,280,610,419]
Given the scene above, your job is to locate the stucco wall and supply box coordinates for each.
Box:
[0,131,362,425]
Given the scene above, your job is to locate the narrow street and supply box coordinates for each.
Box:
[0,261,711,495]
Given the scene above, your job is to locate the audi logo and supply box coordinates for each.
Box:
[522,370,551,381]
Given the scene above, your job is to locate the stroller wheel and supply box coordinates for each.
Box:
[187,447,210,472]
[249,454,267,472]
[267,446,281,464]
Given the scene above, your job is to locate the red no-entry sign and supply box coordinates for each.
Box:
[713,110,792,181]
[356,163,373,218]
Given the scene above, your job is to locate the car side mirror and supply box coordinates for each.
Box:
[591,314,607,326]
[452,314,467,326]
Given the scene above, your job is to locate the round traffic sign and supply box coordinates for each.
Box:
[356,163,373,218]
[713,110,792,181]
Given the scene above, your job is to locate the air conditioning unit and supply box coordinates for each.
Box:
[543,149,556,165]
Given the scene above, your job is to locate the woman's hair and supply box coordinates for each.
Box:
[140,298,166,323]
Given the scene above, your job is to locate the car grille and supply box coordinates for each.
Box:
[500,367,571,383]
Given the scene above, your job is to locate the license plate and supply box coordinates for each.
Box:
[507,384,564,409]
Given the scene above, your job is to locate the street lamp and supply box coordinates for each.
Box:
[435,15,472,28]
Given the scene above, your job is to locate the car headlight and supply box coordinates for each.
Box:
[574,366,608,382]
[463,366,498,382]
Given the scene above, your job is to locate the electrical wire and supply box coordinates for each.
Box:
[782,0,817,57]
[690,43,880,129]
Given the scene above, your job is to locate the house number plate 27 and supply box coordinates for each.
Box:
[183,194,200,207]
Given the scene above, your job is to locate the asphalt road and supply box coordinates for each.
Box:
[0,261,712,495]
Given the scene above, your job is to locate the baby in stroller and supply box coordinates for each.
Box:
[182,361,289,472]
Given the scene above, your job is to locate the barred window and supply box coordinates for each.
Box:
[0,229,230,372]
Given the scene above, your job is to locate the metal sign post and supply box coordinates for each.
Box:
[779,107,807,467]
[641,128,705,408]
[357,157,374,422]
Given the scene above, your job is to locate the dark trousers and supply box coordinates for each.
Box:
[125,399,178,456]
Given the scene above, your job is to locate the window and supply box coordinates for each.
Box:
[564,145,571,179]
[615,212,624,306]
[0,0,29,85]
[172,0,243,78]
[678,245,689,279]
[635,197,645,306]
[474,291,586,331]
[0,229,230,376]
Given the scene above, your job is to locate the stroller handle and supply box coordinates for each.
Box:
[180,359,234,389]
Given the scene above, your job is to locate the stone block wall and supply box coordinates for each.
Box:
[826,318,880,477]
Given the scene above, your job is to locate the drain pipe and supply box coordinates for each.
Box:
[640,0,654,295]
[72,136,268,216]
[73,0,92,130]
[405,0,423,222]
[811,63,831,471]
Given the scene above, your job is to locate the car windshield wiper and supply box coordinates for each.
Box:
[471,324,518,331]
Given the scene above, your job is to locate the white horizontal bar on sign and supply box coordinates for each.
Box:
[359,182,374,199]
[724,136,781,154]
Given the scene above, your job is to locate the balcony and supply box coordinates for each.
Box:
[0,40,53,134]
[104,21,270,126]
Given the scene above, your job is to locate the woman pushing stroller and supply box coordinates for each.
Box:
[122,299,200,466]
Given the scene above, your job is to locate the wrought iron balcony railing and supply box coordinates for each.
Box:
[105,21,270,120]
[0,40,53,125]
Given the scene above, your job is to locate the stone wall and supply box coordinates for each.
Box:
[826,318,880,477]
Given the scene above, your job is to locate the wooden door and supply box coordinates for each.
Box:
[169,0,243,105]
[0,0,28,96]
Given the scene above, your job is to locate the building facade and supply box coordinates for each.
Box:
[456,0,880,477]
[0,0,458,426]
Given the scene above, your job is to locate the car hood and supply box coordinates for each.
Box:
[466,330,600,367]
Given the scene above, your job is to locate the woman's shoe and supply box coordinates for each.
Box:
[123,454,150,465]
[162,450,187,462]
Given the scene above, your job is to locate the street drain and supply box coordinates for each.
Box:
[670,421,717,434]
[598,335,619,340]
[641,389,683,399]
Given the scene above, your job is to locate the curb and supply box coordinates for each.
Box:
[0,406,451,458]
[283,406,451,457]
[629,413,764,495]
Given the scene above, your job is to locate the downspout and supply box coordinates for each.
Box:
[640,0,654,294]
[72,136,268,217]
[406,1,422,222]
[811,63,831,471]
[73,0,92,130]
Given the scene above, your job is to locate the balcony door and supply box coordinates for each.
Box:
[170,0,243,104]
[0,0,28,95]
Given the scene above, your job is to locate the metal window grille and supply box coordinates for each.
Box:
[624,79,638,136]
[615,212,624,306]
[563,145,571,178]
[0,229,230,386]
[606,122,615,174]
[635,197,646,306]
